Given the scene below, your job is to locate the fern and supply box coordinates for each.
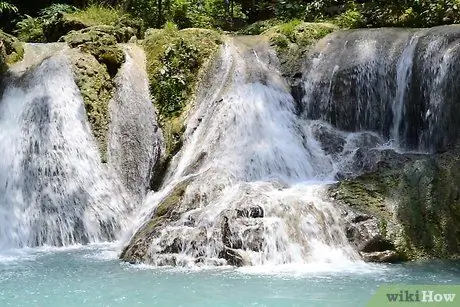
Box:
[0,1,18,14]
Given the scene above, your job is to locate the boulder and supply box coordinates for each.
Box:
[330,146,460,262]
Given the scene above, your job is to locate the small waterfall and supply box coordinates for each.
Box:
[391,35,419,145]
[301,25,460,152]
[0,51,131,248]
[108,45,164,205]
[122,38,361,267]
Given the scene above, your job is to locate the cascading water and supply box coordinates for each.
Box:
[391,35,420,145]
[0,50,131,249]
[121,37,367,267]
[108,45,164,205]
[300,25,460,151]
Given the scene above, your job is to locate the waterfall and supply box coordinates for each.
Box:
[0,50,131,248]
[108,45,164,205]
[121,37,362,267]
[391,35,419,145]
[301,25,460,152]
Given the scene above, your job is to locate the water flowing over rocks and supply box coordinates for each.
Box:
[121,37,364,267]
[300,25,460,152]
[107,45,164,205]
[121,26,460,266]
[1,23,459,265]
[0,41,162,248]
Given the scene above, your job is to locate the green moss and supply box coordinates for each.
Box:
[120,178,192,262]
[261,22,337,78]
[69,50,114,163]
[332,152,460,261]
[0,30,24,68]
[155,179,190,218]
[142,27,222,160]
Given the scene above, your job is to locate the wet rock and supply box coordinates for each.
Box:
[120,178,193,263]
[361,250,403,263]
[221,216,243,249]
[236,205,264,218]
[331,146,460,261]
[162,237,183,254]
[337,148,424,179]
[218,247,245,267]
[311,122,346,156]
[241,224,264,252]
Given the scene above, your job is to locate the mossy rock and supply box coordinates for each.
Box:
[330,149,460,261]
[120,178,193,263]
[142,28,222,164]
[262,22,338,79]
[68,50,114,162]
[61,27,126,77]
[0,30,24,73]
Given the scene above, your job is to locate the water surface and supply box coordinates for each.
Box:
[1,244,459,307]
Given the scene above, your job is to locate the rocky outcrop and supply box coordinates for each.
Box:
[330,147,460,262]
[0,31,24,74]
[42,11,143,43]
[61,27,129,77]
[61,26,131,162]
[68,49,114,163]
[43,13,88,43]
[120,175,267,267]
[262,22,337,88]
[141,28,222,187]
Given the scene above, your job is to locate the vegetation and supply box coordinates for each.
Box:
[0,1,17,14]
[142,25,221,163]
[2,1,460,37]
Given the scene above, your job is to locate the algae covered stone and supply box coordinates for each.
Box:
[61,26,127,77]
[142,28,222,168]
[330,148,460,262]
[0,31,24,73]
[68,50,114,162]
